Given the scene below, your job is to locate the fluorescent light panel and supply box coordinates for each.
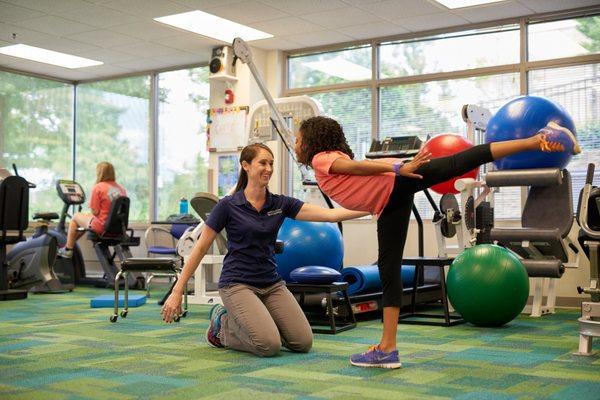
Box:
[0,44,103,69]
[435,0,506,8]
[155,10,273,43]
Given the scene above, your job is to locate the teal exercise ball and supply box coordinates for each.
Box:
[446,244,529,327]
[275,218,343,282]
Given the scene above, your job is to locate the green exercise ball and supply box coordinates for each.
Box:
[446,244,529,327]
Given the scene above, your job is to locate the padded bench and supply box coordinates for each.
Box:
[110,257,187,323]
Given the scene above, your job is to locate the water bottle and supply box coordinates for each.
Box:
[179,197,189,214]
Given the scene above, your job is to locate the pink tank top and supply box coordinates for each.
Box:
[311,151,397,215]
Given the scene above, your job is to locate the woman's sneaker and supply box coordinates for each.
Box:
[539,122,581,155]
[350,345,401,369]
[205,304,227,348]
[57,248,73,258]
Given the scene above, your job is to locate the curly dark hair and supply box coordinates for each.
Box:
[298,116,354,166]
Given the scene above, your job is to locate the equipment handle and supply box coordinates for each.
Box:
[586,163,595,185]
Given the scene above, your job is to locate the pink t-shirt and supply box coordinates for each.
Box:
[312,151,398,216]
[89,181,127,234]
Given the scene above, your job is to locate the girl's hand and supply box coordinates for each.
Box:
[161,291,183,323]
[399,151,431,179]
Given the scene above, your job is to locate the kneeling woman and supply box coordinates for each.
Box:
[161,143,368,357]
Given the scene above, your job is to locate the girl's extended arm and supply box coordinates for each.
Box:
[295,203,370,222]
[161,225,218,322]
[329,151,431,178]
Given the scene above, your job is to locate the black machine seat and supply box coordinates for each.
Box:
[121,257,180,272]
[488,168,573,278]
[33,212,59,221]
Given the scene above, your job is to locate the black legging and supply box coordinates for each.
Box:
[378,143,494,307]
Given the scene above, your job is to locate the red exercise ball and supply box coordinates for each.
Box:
[422,134,479,195]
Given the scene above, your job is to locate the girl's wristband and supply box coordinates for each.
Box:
[393,162,404,175]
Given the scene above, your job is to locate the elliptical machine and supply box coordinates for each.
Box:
[5,165,70,293]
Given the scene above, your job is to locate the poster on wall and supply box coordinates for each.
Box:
[207,106,249,151]
[218,154,238,197]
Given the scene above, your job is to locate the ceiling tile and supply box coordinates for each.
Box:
[396,12,470,32]
[76,64,134,79]
[300,7,381,29]
[250,17,326,36]
[56,4,140,28]
[208,1,290,24]
[0,2,45,22]
[0,22,53,43]
[13,15,95,36]
[2,0,93,14]
[113,41,181,58]
[111,21,184,40]
[517,0,600,13]
[283,30,354,47]
[102,0,193,19]
[251,36,304,50]
[366,0,444,20]
[337,21,409,40]
[258,0,347,16]
[65,29,142,48]
[113,57,175,70]
[29,37,101,53]
[77,48,139,63]
[455,1,533,23]
[148,50,209,65]
[170,0,247,8]
[153,33,222,51]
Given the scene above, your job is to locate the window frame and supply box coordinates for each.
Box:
[283,7,600,219]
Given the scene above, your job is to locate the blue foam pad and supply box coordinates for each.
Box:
[90,294,147,308]
[341,265,415,295]
[290,266,342,284]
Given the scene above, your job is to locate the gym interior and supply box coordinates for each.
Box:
[1,0,600,399]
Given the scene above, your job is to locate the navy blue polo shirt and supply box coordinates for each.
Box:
[205,190,303,288]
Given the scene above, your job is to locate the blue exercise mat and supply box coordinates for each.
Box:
[90,294,147,308]
[341,265,415,295]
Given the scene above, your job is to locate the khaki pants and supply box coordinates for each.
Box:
[219,281,313,357]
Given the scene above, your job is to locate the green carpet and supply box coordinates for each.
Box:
[1,287,599,400]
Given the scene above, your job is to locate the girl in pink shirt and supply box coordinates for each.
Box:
[58,161,126,258]
[294,116,580,369]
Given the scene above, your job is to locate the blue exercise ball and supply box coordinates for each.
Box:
[275,218,343,282]
[485,95,576,170]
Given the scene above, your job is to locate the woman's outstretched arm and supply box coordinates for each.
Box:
[295,203,370,222]
[329,151,431,178]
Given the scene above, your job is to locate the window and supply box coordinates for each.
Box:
[380,26,519,78]
[290,88,372,200]
[288,46,371,88]
[156,67,210,220]
[528,16,600,62]
[380,74,519,218]
[0,70,73,218]
[529,63,600,203]
[75,76,150,221]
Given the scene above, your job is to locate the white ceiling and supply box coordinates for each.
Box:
[0,0,598,81]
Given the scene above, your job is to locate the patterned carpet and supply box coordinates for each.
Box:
[1,287,599,400]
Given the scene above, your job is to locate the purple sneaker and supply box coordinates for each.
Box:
[539,121,581,155]
[205,304,227,348]
[350,345,401,369]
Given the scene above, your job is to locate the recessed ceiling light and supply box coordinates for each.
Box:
[0,44,103,69]
[435,0,506,9]
[154,10,273,43]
